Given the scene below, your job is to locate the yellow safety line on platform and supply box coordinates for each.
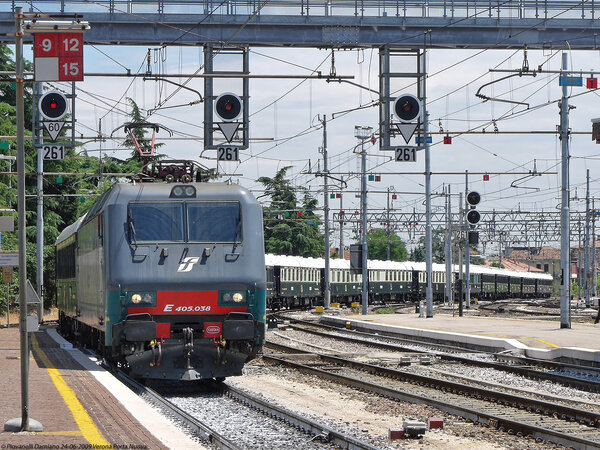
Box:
[39,431,83,436]
[534,338,560,348]
[30,334,111,447]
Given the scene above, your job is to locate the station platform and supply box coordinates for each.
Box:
[0,324,202,450]
[321,313,600,366]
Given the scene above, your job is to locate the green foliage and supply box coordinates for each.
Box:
[490,262,505,268]
[571,281,580,297]
[362,228,407,261]
[258,167,324,258]
[374,307,396,314]
[409,228,445,262]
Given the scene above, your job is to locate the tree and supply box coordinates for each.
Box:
[258,167,325,258]
[410,228,445,262]
[362,228,407,261]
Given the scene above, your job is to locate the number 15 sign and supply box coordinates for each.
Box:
[34,33,84,82]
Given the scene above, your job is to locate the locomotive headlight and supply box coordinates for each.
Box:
[129,292,155,305]
[219,290,247,305]
[170,185,196,198]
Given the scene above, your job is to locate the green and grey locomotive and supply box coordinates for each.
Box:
[56,182,266,381]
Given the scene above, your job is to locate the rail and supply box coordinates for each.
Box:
[265,345,600,448]
[5,0,599,20]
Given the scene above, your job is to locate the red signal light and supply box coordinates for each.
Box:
[483,174,490,181]
[443,135,452,144]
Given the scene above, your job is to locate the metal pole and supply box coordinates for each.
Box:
[423,47,433,318]
[322,116,331,309]
[339,177,344,258]
[361,136,368,315]
[34,82,44,323]
[445,185,453,305]
[386,187,391,260]
[578,221,582,300]
[559,52,571,329]
[458,192,464,317]
[593,198,597,297]
[15,7,29,431]
[584,169,590,307]
[465,171,471,308]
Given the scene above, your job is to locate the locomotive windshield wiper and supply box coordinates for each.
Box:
[127,210,138,247]
[230,219,242,254]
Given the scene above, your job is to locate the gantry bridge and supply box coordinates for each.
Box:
[333,210,594,244]
[2,0,600,48]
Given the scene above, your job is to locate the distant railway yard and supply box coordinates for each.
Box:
[73,299,599,449]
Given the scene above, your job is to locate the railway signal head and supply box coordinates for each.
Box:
[393,94,422,123]
[466,191,481,226]
[466,209,481,225]
[39,91,69,121]
[466,191,481,206]
[215,92,242,122]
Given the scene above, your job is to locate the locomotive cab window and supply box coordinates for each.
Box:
[187,201,242,242]
[128,201,242,243]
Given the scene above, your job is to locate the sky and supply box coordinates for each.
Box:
[11,25,600,256]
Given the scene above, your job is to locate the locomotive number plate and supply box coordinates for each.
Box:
[163,304,211,313]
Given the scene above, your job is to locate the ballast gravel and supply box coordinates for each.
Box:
[165,390,338,449]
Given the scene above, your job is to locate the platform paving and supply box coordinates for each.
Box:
[346,313,600,351]
[0,324,202,449]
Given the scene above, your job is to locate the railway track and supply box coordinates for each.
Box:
[116,371,242,450]
[264,341,600,450]
[117,369,378,450]
[278,316,600,392]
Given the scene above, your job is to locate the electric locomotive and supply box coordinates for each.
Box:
[56,182,266,381]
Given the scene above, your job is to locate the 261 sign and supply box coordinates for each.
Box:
[42,145,65,161]
[395,147,417,162]
[217,146,239,161]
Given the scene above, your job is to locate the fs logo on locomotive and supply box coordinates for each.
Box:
[178,256,200,272]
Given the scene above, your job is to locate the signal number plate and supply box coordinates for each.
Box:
[217,146,239,161]
[395,147,417,162]
[42,145,65,160]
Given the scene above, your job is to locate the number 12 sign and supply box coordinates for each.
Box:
[34,33,84,82]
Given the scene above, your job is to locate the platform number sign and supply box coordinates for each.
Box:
[34,33,84,81]
[42,145,65,161]
[217,146,240,161]
[395,147,417,162]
